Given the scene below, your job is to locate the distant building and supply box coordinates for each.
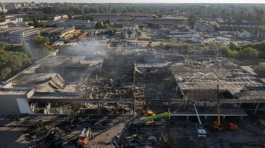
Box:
[169,30,203,43]
[147,16,188,29]
[194,20,219,32]
[0,14,25,29]
[0,4,7,13]
[53,15,69,21]
[49,19,95,29]
[238,30,252,39]
[121,26,139,39]
[5,15,24,26]
[0,29,23,45]
[0,26,40,45]
[41,27,65,43]
[0,87,33,115]
[203,37,231,45]
[217,20,265,40]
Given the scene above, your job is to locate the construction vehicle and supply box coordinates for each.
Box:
[144,109,156,116]
[227,122,239,130]
[132,112,172,126]
[211,54,239,131]
[142,112,171,122]
[212,117,239,131]
[194,104,207,138]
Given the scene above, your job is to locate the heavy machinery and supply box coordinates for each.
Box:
[194,104,207,138]
[142,112,171,122]
[211,84,239,131]
[212,119,239,131]
[133,111,172,126]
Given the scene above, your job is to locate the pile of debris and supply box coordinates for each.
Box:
[25,108,131,148]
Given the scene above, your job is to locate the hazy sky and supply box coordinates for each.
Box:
[2,0,265,3]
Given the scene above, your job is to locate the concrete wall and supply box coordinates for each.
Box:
[0,93,31,115]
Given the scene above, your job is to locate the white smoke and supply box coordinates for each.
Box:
[61,40,107,58]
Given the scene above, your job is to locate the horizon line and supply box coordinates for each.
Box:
[0,0,265,4]
[2,1,265,4]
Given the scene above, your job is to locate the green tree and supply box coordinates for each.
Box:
[34,35,49,45]
[239,47,258,59]
[0,44,32,80]
[224,47,238,58]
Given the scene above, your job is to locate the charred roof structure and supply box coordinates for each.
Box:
[1,37,265,148]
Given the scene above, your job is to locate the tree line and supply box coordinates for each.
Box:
[0,43,32,80]
[224,41,265,61]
